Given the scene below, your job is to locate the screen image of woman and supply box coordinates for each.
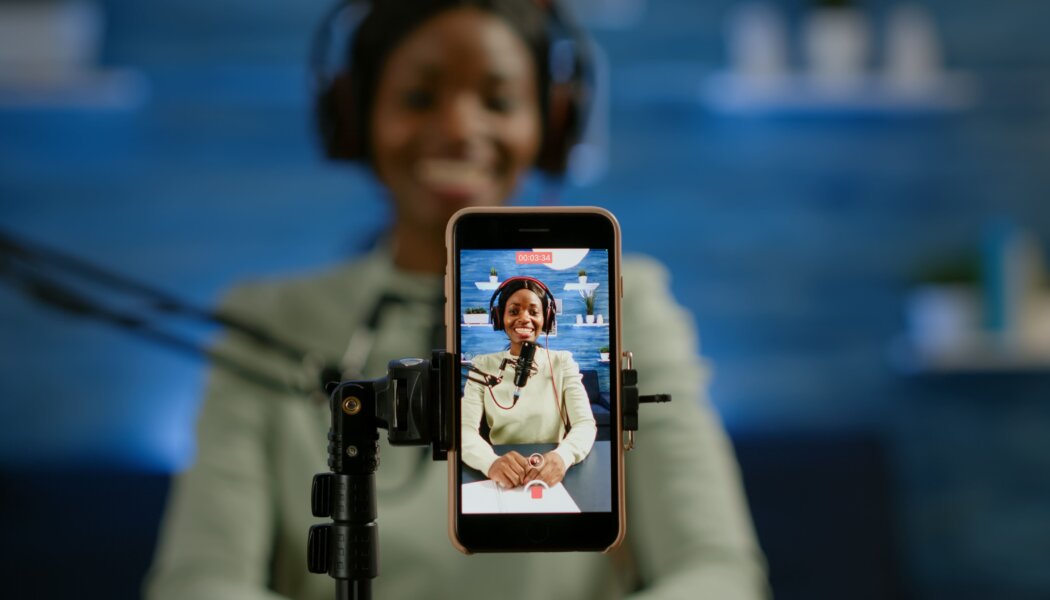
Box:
[461,276,597,489]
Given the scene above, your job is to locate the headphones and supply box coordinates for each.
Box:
[310,0,592,176]
[489,276,557,333]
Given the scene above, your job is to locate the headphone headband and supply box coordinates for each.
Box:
[488,275,553,304]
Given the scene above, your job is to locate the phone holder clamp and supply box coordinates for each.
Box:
[620,351,671,451]
[307,349,670,600]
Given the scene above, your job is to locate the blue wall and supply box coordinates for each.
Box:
[2,0,1049,597]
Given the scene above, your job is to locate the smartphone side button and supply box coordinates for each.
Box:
[619,275,623,298]
[526,523,550,544]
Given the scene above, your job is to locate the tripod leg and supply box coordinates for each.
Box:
[336,579,372,600]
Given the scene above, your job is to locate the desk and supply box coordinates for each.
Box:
[461,441,611,512]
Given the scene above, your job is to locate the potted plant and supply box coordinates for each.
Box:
[599,345,610,362]
[463,306,489,325]
[578,268,587,284]
[489,267,499,283]
[905,254,982,355]
[583,290,596,324]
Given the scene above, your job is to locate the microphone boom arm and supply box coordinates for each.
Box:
[460,356,538,390]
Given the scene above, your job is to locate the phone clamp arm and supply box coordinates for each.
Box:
[620,351,671,451]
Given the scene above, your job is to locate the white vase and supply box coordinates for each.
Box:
[596,314,604,324]
[904,285,979,353]
[575,314,583,325]
[489,275,498,283]
[802,7,871,89]
[578,276,587,284]
[599,352,610,362]
[726,2,789,81]
[884,4,942,91]
[586,314,595,324]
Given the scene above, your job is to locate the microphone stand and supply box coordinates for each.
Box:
[0,228,341,396]
[462,341,538,390]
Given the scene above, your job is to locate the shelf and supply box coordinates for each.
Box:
[888,335,1050,375]
[700,70,978,116]
[563,282,599,294]
[0,69,147,111]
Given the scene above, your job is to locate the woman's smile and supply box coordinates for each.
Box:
[415,157,493,202]
[513,324,535,339]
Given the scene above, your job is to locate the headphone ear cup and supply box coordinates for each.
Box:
[490,282,505,331]
[536,82,580,176]
[317,72,362,160]
[540,292,554,334]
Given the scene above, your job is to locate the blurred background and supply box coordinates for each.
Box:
[3,0,1050,597]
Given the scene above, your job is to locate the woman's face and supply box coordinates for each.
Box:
[371,8,542,237]
[503,288,545,345]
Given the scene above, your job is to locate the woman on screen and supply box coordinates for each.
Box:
[461,276,596,488]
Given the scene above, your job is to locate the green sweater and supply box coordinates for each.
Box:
[145,248,769,600]
[461,348,597,475]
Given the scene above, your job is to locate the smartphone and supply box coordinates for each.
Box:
[445,206,624,553]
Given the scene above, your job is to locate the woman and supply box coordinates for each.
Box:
[146,1,769,598]
[461,277,597,488]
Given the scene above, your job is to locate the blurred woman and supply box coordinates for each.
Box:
[146,1,769,598]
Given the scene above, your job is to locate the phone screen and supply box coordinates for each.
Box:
[449,209,622,552]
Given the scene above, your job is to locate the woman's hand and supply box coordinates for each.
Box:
[524,451,567,487]
[487,451,529,488]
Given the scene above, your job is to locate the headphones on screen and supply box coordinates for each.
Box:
[489,276,557,333]
[310,0,592,176]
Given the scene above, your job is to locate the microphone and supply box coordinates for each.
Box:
[512,341,537,400]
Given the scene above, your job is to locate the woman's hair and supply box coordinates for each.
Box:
[348,0,550,160]
[495,278,554,333]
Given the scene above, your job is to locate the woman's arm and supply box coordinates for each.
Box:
[144,288,291,600]
[552,352,597,470]
[620,256,770,600]
[461,361,531,487]
[460,372,501,476]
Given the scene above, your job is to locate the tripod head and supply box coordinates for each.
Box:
[334,351,456,461]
